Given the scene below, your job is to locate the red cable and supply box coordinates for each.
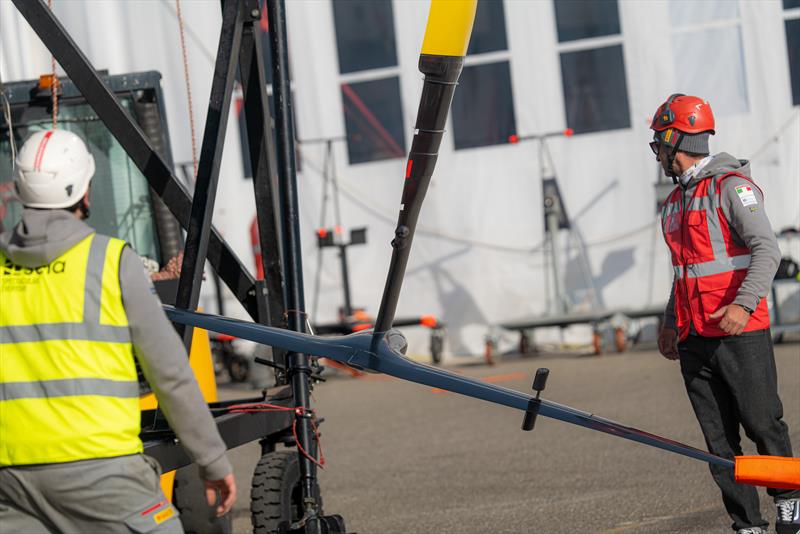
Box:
[228,403,325,468]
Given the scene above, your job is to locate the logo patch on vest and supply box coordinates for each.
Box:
[1,258,67,291]
[2,258,67,276]
[735,185,757,207]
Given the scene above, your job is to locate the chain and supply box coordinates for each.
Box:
[175,0,198,178]
[47,0,58,129]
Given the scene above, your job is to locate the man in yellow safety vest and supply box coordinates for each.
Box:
[0,129,236,532]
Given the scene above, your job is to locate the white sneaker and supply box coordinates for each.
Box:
[737,528,764,534]
[776,497,800,534]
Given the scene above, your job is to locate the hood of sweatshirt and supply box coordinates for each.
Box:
[0,209,94,268]
[685,152,751,189]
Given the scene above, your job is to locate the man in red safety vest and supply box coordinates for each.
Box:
[652,94,800,534]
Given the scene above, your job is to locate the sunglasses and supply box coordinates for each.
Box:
[649,141,660,156]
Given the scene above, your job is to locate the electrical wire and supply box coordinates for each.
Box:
[227,402,325,468]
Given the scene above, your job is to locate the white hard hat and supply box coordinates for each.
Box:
[14,129,95,209]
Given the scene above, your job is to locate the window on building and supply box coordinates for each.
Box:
[452,62,516,149]
[341,77,406,164]
[785,2,800,105]
[450,1,516,149]
[332,0,404,164]
[467,0,508,54]
[669,1,748,115]
[554,0,620,42]
[332,0,397,74]
[554,0,630,134]
[560,45,629,134]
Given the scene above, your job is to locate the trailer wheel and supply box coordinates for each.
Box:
[251,450,321,534]
[173,464,233,534]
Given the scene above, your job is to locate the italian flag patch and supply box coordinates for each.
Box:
[735,185,757,207]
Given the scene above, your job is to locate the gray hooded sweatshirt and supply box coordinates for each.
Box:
[663,152,781,330]
[0,209,231,480]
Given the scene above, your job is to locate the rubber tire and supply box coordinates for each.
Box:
[227,354,250,383]
[172,464,233,534]
[251,450,320,534]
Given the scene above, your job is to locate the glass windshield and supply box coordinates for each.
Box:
[0,98,161,264]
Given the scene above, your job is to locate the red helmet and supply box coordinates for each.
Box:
[650,94,715,134]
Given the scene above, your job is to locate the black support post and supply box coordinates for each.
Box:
[174,0,245,346]
[266,0,321,525]
[338,244,353,317]
[237,0,288,374]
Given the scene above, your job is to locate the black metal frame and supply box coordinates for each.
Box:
[10,0,332,529]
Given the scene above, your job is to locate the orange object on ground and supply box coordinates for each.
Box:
[735,455,800,490]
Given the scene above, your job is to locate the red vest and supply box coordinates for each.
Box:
[661,172,770,340]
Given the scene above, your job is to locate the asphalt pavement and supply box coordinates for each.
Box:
[218,342,800,534]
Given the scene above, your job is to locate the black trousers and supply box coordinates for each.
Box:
[679,329,800,531]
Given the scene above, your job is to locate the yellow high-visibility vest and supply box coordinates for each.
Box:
[0,233,142,465]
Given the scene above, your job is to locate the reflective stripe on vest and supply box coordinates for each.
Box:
[660,173,770,339]
[672,254,752,279]
[0,233,142,466]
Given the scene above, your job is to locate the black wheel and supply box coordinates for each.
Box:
[251,450,321,534]
[227,354,250,383]
[172,464,233,534]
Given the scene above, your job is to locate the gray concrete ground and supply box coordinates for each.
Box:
[219,342,800,534]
